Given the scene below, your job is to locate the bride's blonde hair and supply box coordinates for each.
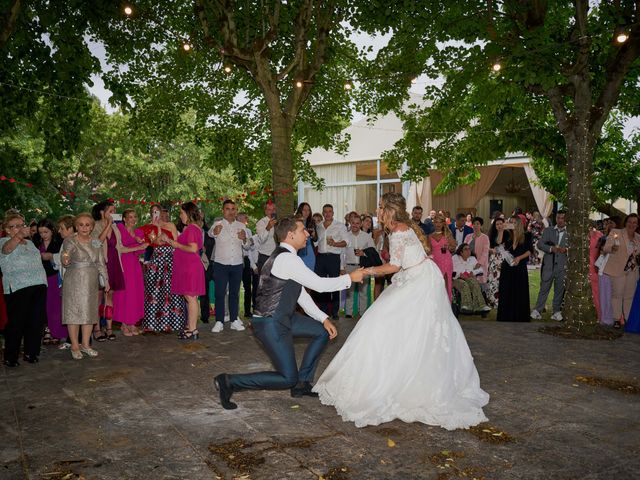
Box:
[380,192,431,255]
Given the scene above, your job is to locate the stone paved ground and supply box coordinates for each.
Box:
[1,319,639,480]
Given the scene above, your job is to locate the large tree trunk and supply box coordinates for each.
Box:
[563,133,598,330]
[269,111,295,216]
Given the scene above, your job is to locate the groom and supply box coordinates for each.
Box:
[215,216,364,409]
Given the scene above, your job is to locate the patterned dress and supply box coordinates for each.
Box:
[142,229,186,332]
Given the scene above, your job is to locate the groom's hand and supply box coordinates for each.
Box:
[322,318,338,339]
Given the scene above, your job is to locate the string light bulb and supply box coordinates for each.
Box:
[410,77,417,84]
[183,43,191,52]
[615,31,629,44]
[123,5,133,16]
[295,80,303,88]
[223,64,232,74]
[492,62,502,72]
[344,80,353,90]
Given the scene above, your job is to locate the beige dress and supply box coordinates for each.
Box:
[61,236,109,325]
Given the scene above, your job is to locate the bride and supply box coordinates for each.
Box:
[313,193,489,430]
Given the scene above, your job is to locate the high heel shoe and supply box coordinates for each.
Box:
[178,329,199,340]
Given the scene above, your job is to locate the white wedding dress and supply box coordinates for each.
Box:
[313,228,489,430]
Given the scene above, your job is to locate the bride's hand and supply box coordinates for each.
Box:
[322,318,338,339]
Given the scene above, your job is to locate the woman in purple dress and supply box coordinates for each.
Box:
[113,209,147,336]
[162,202,204,340]
[91,200,126,341]
[34,219,66,344]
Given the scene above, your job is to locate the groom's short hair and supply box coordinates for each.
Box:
[274,216,300,243]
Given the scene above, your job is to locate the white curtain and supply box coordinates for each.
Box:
[305,163,356,221]
[524,164,553,218]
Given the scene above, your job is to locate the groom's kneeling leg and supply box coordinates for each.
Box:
[228,317,299,391]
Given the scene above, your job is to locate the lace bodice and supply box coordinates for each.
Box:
[389,228,427,269]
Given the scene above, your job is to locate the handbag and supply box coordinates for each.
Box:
[359,247,383,268]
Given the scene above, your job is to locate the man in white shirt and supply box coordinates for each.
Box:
[314,204,349,319]
[209,200,250,333]
[255,201,277,274]
[214,216,365,409]
[344,216,375,318]
[238,212,258,318]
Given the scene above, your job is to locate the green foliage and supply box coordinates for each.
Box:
[355,1,640,208]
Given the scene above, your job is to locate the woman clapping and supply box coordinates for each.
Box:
[0,213,48,367]
[61,214,109,360]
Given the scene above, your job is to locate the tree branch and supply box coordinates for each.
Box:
[0,0,21,49]
[591,24,640,137]
[545,85,572,135]
[276,0,312,81]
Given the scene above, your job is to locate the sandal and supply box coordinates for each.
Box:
[121,325,133,337]
[43,328,52,345]
[178,329,199,340]
[106,328,116,341]
[93,330,107,342]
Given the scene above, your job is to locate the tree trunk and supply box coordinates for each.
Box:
[269,112,295,216]
[563,134,598,331]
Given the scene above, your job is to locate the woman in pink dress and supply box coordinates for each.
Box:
[163,202,204,340]
[113,210,147,336]
[589,223,603,321]
[464,217,490,284]
[428,214,457,301]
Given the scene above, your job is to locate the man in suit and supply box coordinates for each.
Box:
[214,216,365,409]
[449,213,474,247]
[531,211,568,321]
[411,206,434,235]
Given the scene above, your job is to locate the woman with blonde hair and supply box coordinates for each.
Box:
[314,192,489,430]
[61,213,109,359]
[496,216,531,322]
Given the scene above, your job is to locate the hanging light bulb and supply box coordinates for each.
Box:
[123,5,133,16]
[183,42,191,52]
[410,76,417,84]
[615,31,629,44]
[224,64,232,74]
[344,80,353,90]
[295,80,303,88]
[492,61,502,72]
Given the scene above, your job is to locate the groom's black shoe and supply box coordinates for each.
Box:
[290,381,319,398]
[214,374,237,410]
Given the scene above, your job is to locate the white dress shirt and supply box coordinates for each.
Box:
[269,242,352,322]
[452,255,483,278]
[316,220,349,255]
[454,228,465,247]
[344,231,375,265]
[209,219,249,266]
[255,216,277,256]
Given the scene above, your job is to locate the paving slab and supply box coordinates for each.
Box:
[1,319,639,480]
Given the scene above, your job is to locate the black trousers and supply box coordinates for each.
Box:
[199,263,214,322]
[257,253,270,275]
[4,284,47,362]
[314,253,341,317]
[242,257,258,316]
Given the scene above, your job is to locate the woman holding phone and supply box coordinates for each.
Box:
[428,213,457,301]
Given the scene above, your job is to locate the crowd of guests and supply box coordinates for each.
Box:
[1,199,639,367]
